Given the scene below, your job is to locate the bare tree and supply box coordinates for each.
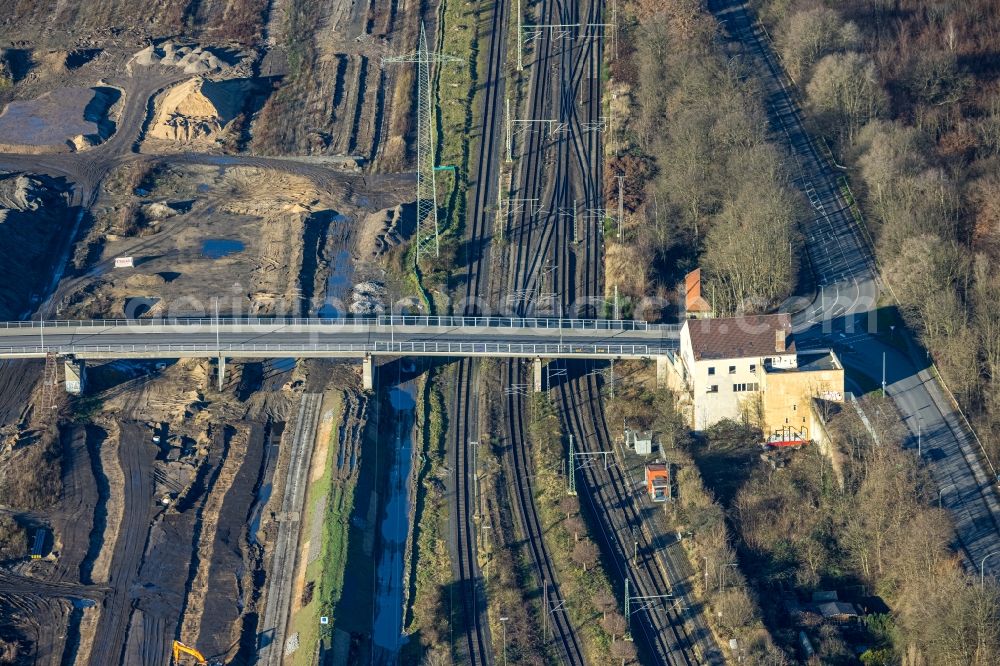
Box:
[806,52,887,145]
[602,611,628,642]
[571,538,599,572]
[593,587,617,620]
[421,647,452,666]
[564,515,586,542]
[610,637,638,665]
[559,494,579,520]
[779,7,859,82]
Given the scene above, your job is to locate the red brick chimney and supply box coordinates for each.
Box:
[775,329,786,353]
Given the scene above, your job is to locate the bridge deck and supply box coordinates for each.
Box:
[0,317,680,360]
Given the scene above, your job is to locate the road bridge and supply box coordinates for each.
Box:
[0,316,680,390]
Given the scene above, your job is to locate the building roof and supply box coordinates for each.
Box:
[685,314,795,361]
[817,601,858,618]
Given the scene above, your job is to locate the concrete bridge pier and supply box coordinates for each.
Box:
[362,355,374,391]
[217,356,226,391]
[533,357,543,392]
[64,358,85,394]
[656,355,670,390]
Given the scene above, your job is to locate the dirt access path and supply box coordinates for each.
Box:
[87,421,157,665]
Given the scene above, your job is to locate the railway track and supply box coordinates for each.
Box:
[502,360,586,664]
[258,392,321,666]
[555,373,698,665]
[450,359,490,664]
[445,0,514,658]
[507,0,721,665]
[461,0,601,663]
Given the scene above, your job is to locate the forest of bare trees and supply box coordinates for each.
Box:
[735,395,1000,664]
[749,0,1000,462]
[609,0,802,317]
[607,1,1000,662]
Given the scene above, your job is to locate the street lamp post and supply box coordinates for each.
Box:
[981,551,999,590]
[881,351,886,396]
[499,615,509,666]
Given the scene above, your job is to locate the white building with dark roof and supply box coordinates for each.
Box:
[668,314,844,437]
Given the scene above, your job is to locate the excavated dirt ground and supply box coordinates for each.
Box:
[0,0,425,662]
[58,162,390,318]
[0,173,72,319]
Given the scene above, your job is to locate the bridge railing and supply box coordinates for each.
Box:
[0,341,679,356]
[0,316,681,332]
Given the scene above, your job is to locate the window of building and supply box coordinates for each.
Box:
[750,364,757,373]
[708,367,716,376]
[732,383,759,393]
[707,385,718,393]
[792,404,797,411]
[729,365,736,374]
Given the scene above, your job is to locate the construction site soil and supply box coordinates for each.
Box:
[0,0,435,662]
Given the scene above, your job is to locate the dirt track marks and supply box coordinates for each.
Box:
[88,421,156,665]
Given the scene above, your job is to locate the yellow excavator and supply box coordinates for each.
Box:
[171,640,218,665]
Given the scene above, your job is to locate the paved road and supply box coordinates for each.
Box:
[710,0,1000,576]
[0,318,680,359]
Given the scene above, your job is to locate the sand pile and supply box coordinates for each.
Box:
[134,42,229,75]
[140,201,179,222]
[148,77,245,143]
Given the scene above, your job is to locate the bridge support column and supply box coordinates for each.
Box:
[217,356,226,391]
[533,357,543,393]
[362,355,374,391]
[656,355,669,390]
[63,358,85,395]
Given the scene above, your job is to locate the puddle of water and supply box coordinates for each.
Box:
[197,183,211,193]
[371,384,417,662]
[202,239,245,259]
[318,248,353,317]
[269,358,296,373]
[248,483,271,545]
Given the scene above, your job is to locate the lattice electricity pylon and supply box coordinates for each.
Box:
[558,201,580,243]
[383,22,462,264]
[567,434,577,494]
[624,578,675,638]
